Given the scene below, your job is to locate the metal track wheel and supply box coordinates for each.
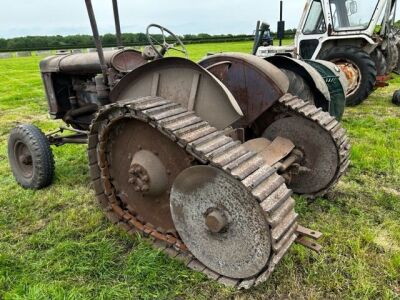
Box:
[88,97,300,289]
[104,117,193,232]
[170,166,271,279]
[255,94,350,198]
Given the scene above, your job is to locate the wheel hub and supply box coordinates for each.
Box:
[107,118,192,232]
[128,150,168,196]
[205,209,228,233]
[20,154,32,165]
[335,60,361,97]
[14,141,33,178]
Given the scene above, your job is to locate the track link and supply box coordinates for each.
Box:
[88,96,299,289]
[275,94,351,198]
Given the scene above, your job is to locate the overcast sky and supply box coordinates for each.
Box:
[0,0,399,38]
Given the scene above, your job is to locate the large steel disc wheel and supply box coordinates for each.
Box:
[170,166,272,279]
[8,124,54,189]
[263,116,339,196]
[106,118,193,232]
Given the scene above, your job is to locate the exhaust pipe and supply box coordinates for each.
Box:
[85,0,108,85]
[112,0,124,49]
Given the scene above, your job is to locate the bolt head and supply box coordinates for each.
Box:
[205,210,227,233]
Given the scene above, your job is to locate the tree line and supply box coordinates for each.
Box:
[0,30,297,52]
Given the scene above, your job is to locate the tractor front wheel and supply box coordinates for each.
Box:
[8,124,55,189]
[320,47,377,106]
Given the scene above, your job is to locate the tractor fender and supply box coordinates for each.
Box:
[314,60,348,93]
[265,55,331,103]
[306,60,347,121]
[316,35,378,57]
[110,57,243,130]
[199,53,289,126]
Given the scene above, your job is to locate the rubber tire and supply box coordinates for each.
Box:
[370,48,388,76]
[319,46,377,107]
[386,40,399,73]
[395,39,400,74]
[393,90,400,106]
[8,124,55,189]
[281,68,315,104]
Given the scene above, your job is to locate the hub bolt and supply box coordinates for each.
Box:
[205,210,227,233]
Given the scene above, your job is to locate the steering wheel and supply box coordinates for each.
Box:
[146,24,188,59]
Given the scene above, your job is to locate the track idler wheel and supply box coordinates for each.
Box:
[170,166,272,279]
[263,116,339,195]
[253,94,351,198]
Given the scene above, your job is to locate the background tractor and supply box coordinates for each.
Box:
[7,0,350,289]
[256,0,400,106]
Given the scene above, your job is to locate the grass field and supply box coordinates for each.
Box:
[0,41,399,299]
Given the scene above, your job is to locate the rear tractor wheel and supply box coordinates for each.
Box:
[8,124,54,189]
[371,48,388,76]
[280,68,315,104]
[395,38,400,74]
[386,40,399,73]
[319,46,377,106]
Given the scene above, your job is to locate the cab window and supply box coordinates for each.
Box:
[330,0,380,31]
[303,0,327,35]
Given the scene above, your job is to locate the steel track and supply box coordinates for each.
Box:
[87,93,350,288]
[275,94,351,198]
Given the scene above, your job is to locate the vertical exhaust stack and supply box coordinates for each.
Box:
[85,0,108,85]
[277,0,285,46]
[112,0,124,49]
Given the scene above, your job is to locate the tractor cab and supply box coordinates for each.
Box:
[296,0,396,60]
[256,0,399,106]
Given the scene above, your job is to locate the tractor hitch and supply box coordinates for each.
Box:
[46,127,88,146]
[295,225,323,253]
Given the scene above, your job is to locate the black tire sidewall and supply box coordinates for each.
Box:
[8,125,54,189]
[393,90,400,106]
[371,48,388,76]
[280,68,315,104]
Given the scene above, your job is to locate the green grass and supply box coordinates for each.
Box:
[0,41,399,299]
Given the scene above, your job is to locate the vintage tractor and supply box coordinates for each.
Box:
[256,0,400,107]
[7,0,350,289]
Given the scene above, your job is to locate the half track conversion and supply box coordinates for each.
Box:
[7,0,350,289]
